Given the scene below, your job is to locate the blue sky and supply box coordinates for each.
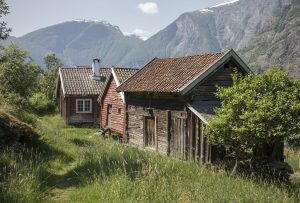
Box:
[5,0,225,39]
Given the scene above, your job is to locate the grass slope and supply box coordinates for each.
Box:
[1,115,299,202]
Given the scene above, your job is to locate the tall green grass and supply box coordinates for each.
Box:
[0,114,299,202]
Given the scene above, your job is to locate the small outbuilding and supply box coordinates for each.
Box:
[56,59,110,124]
[99,67,138,136]
[117,49,251,164]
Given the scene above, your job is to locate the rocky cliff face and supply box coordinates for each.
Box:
[239,0,300,77]
[120,0,299,75]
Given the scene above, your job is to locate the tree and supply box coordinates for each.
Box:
[0,0,11,40]
[0,44,41,106]
[39,52,62,101]
[43,52,62,71]
[207,68,300,161]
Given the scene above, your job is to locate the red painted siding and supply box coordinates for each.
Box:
[100,77,124,135]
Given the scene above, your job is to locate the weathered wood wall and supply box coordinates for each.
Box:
[100,77,124,135]
[188,59,246,101]
[125,92,185,154]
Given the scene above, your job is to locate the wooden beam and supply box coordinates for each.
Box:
[205,126,210,164]
[199,121,204,165]
[167,110,171,156]
[155,116,158,152]
[195,117,199,163]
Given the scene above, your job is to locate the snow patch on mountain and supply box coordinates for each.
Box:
[210,0,239,8]
[199,8,214,13]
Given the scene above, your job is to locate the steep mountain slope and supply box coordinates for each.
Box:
[2,0,299,75]
[119,0,299,73]
[3,21,142,67]
[239,0,300,77]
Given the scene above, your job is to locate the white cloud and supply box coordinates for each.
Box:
[124,28,149,40]
[137,2,158,14]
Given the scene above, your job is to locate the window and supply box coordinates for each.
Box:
[117,108,122,114]
[76,99,92,113]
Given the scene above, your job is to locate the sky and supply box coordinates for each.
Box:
[4,0,226,39]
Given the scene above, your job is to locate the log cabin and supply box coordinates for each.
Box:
[117,49,252,164]
[56,59,111,124]
[99,67,138,136]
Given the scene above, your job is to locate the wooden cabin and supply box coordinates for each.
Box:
[117,49,251,164]
[99,67,138,135]
[56,59,110,125]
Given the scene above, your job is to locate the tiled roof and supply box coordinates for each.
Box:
[113,67,139,84]
[117,51,228,93]
[60,67,111,96]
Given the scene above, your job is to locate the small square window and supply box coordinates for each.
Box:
[76,99,92,113]
[118,108,122,114]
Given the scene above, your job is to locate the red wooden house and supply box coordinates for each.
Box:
[56,59,111,124]
[99,67,138,135]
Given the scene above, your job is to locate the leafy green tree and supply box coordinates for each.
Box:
[0,44,41,107]
[207,68,300,161]
[39,52,62,101]
[43,52,62,71]
[0,0,11,39]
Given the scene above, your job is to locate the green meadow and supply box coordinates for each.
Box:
[1,115,299,202]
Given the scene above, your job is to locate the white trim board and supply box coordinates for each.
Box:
[111,67,125,103]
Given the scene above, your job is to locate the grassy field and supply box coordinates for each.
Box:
[1,115,300,202]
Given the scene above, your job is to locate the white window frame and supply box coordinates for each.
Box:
[76,99,92,113]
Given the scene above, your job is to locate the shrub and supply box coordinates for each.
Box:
[30,93,55,115]
[207,68,300,161]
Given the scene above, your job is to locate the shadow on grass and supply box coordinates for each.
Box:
[42,151,147,189]
[70,138,94,147]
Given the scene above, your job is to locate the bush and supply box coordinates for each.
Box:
[30,93,55,115]
[207,68,300,161]
[15,110,38,127]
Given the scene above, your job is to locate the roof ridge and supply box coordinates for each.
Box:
[61,66,111,69]
[160,50,229,60]
[112,66,140,70]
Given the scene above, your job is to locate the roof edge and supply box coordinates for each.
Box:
[186,103,209,124]
[58,68,66,97]
[111,66,125,102]
[180,49,251,95]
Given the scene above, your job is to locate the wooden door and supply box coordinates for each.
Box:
[145,117,155,148]
[173,118,186,159]
[106,104,112,128]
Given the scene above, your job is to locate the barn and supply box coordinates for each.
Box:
[117,49,251,164]
[99,67,138,135]
[56,59,111,124]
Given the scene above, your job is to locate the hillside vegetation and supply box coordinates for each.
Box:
[1,114,299,202]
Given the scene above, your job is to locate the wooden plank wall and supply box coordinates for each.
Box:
[100,77,124,135]
[169,109,212,164]
[126,92,185,154]
[68,96,98,124]
[125,93,215,164]
[190,61,245,101]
